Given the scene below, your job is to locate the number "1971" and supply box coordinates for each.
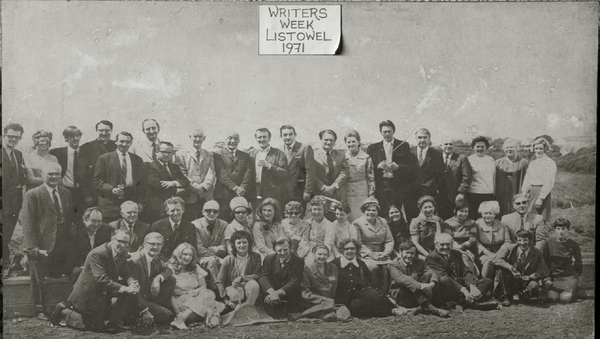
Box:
[283,43,305,54]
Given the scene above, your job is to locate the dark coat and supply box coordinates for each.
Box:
[146,160,190,220]
[2,147,26,216]
[248,147,288,201]
[367,139,417,191]
[128,249,173,310]
[70,222,113,269]
[443,152,472,202]
[79,139,117,199]
[494,244,549,280]
[49,146,86,186]
[415,147,445,197]
[109,219,151,252]
[426,249,477,287]
[331,257,373,306]
[282,142,316,202]
[258,253,304,297]
[213,147,254,201]
[389,257,438,293]
[151,218,197,260]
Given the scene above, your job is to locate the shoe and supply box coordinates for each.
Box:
[470,301,499,311]
[454,304,464,313]
[104,321,129,333]
[170,319,188,330]
[36,312,50,321]
[392,307,410,316]
[50,302,67,325]
[501,299,512,307]
[287,312,303,321]
[421,303,450,318]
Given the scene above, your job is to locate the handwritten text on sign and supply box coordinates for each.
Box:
[259,5,341,55]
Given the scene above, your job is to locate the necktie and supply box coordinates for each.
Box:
[164,162,172,177]
[10,150,17,167]
[518,251,526,275]
[326,152,335,183]
[196,151,201,164]
[207,223,214,234]
[152,143,158,160]
[419,149,424,166]
[445,155,450,169]
[73,150,79,186]
[520,216,525,229]
[285,146,292,164]
[173,222,179,235]
[53,189,63,223]
[121,153,127,185]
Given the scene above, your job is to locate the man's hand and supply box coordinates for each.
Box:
[455,193,465,203]
[151,276,162,297]
[121,285,138,295]
[159,181,178,188]
[388,162,399,170]
[232,277,243,289]
[377,161,388,170]
[535,198,543,210]
[140,310,154,327]
[511,268,522,280]
[419,282,435,298]
[234,186,246,196]
[303,192,312,202]
[522,275,531,282]
[265,290,281,305]
[323,185,336,196]
[38,249,48,257]
[112,187,124,197]
[470,285,482,301]
[462,289,474,303]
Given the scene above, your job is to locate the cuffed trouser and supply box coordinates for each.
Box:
[347,287,394,318]
[390,270,435,308]
[435,276,493,308]
[495,268,541,298]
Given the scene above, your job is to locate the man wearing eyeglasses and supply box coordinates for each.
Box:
[192,200,229,281]
[439,137,472,220]
[501,193,549,250]
[151,197,197,260]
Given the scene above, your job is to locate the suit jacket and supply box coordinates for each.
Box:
[68,243,134,314]
[2,147,26,215]
[109,218,151,252]
[213,147,253,201]
[415,147,445,197]
[151,218,197,260]
[301,262,338,302]
[70,222,113,269]
[389,257,438,293]
[442,152,472,202]
[494,243,548,280]
[79,139,117,199]
[174,148,216,203]
[367,139,417,190]
[248,147,288,201]
[49,146,86,187]
[132,138,159,163]
[283,142,316,201]
[425,249,477,287]
[128,249,173,309]
[313,148,347,200]
[501,212,548,250]
[146,160,190,219]
[258,253,304,296]
[21,184,72,253]
[93,151,146,218]
[192,217,228,258]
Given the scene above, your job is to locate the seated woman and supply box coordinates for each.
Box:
[324,204,359,259]
[252,198,285,257]
[281,201,311,259]
[542,218,583,304]
[168,243,225,330]
[224,197,253,254]
[410,196,443,259]
[442,199,479,276]
[332,238,400,318]
[387,205,410,253]
[305,196,333,264]
[353,197,394,289]
[475,201,512,279]
[216,230,261,310]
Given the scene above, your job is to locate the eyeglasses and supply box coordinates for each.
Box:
[145,242,162,247]
[158,150,173,154]
[115,239,130,245]
[443,143,454,146]
[287,212,300,216]
[514,201,528,206]
[4,135,22,140]
[234,210,248,214]
[204,209,220,214]
[342,247,356,250]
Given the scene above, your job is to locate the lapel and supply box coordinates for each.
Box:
[316,149,328,168]
[106,244,118,273]
[420,148,432,167]
[139,250,149,280]
[309,263,329,285]
[40,186,59,217]
[142,140,154,160]
[508,245,519,265]
[377,141,386,158]
[3,147,16,169]
[222,148,236,164]
[154,160,172,179]
[197,149,206,166]
[523,248,536,272]
[59,187,69,214]
[447,153,458,169]
[291,142,301,158]
[122,220,138,245]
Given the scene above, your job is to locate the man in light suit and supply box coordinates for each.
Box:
[93,132,146,222]
[501,193,549,250]
[249,128,287,204]
[191,200,229,284]
[413,128,445,206]
[2,123,26,271]
[213,131,254,222]
[174,128,216,221]
[367,120,418,220]
[109,200,151,253]
[21,162,72,320]
[313,129,347,220]
[79,120,117,206]
[151,197,197,260]
[438,137,472,220]
[132,119,161,163]
[279,125,315,208]
[146,141,190,222]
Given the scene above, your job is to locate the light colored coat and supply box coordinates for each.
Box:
[175,148,216,203]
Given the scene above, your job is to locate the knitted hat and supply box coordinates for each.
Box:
[230,197,251,213]
[360,197,380,213]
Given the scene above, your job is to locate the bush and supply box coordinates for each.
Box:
[555,147,596,174]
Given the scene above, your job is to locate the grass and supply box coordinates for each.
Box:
[552,171,596,208]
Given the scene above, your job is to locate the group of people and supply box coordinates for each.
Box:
[1,118,582,333]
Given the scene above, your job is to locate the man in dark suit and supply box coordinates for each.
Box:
[279,125,315,208]
[438,137,471,219]
[413,128,445,205]
[21,162,72,320]
[248,128,287,204]
[151,197,197,260]
[313,129,347,221]
[258,237,304,319]
[214,131,254,222]
[109,200,151,252]
[146,141,190,223]
[367,120,418,221]
[93,132,146,222]
[426,233,498,311]
[50,126,87,221]
[79,120,117,206]
[2,123,26,271]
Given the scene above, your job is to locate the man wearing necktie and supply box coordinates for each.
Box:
[79,120,117,207]
[151,197,197,261]
[21,162,73,320]
[248,128,288,205]
[413,128,445,217]
[501,193,549,250]
[109,200,151,253]
[313,130,347,221]
[438,137,472,220]
[191,200,229,284]
[279,125,316,208]
[132,119,162,163]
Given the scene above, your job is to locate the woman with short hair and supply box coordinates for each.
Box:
[521,137,557,222]
[475,201,512,279]
[343,130,376,222]
[252,198,284,257]
[442,199,479,276]
[24,129,59,190]
[466,136,496,220]
[495,138,529,217]
[281,201,311,259]
[410,195,443,258]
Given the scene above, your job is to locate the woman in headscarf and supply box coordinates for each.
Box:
[494,138,529,217]
[223,197,253,254]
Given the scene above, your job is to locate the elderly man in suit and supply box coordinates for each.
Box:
[2,123,26,271]
[79,120,117,206]
[501,193,549,250]
[21,162,72,320]
[279,125,315,208]
[146,141,190,223]
[175,128,216,221]
[132,119,161,163]
[191,200,229,282]
[93,132,146,222]
[367,120,418,221]
[151,197,197,260]
[313,129,347,220]
[438,137,472,220]
[214,131,254,221]
[413,128,445,205]
[249,128,287,204]
[109,200,151,252]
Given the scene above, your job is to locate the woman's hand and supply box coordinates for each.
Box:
[173,288,185,297]
[535,198,543,210]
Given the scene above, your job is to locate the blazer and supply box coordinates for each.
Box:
[283,142,316,200]
[192,217,229,259]
[414,147,445,196]
[131,138,159,163]
[248,147,288,201]
[258,252,304,296]
[151,218,197,260]
[68,243,134,314]
[426,249,477,287]
[2,147,26,215]
[301,262,338,302]
[93,151,146,218]
[21,184,72,253]
[213,147,253,201]
[367,138,417,189]
[216,252,262,291]
[146,159,190,218]
[389,257,438,293]
[313,148,347,200]
[442,152,472,202]
[493,243,548,280]
[174,148,216,203]
[49,146,86,186]
[501,212,548,250]
[70,222,113,269]
[79,139,117,199]
[128,249,173,309]
[109,218,151,252]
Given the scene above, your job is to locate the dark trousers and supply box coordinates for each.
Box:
[438,193,456,221]
[347,287,394,318]
[27,247,71,313]
[435,276,493,308]
[2,211,19,267]
[375,182,417,222]
[390,271,435,308]
[262,291,303,319]
[114,276,176,325]
[466,193,496,220]
[65,186,86,222]
[183,199,205,222]
[495,268,541,298]
[216,199,234,223]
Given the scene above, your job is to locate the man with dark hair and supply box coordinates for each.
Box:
[367,120,418,221]
[132,118,161,163]
[151,197,197,260]
[279,124,315,207]
[413,128,445,206]
[109,200,151,252]
[93,132,146,222]
[249,127,287,203]
[313,129,347,220]
[80,120,117,206]
[438,136,471,220]
[2,123,26,272]
[494,229,549,306]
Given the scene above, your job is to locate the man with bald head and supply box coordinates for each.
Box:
[109,200,151,252]
[21,162,72,320]
[214,131,254,221]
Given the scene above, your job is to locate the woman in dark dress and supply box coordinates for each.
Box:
[494,138,528,217]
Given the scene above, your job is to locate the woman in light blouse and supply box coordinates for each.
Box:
[410,195,443,258]
[305,195,333,264]
[475,201,512,279]
[252,198,284,257]
[521,137,557,222]
[24,130,59,191]
[495,138,529,217]
[281,201,311,259]
[344,130,375,222]
[466,136,496,221]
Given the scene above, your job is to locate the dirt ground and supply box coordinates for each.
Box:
[2,300,594,339]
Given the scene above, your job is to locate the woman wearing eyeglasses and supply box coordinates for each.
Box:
[223,197,253,255]
[494,138,529,217]
[252,198,284,257]
[281,201,311,259]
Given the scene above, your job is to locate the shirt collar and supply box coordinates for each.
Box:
[286,142,296,150]
[68,145,80,153]
[169,218,179,228]
[44,183,58,195]
[143,249,154,264]
[340,256,359,268]
[259,146,271,153]
[418,146,429,154]
[518,247,530,258]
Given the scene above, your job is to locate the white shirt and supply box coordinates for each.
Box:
[63,146,79,187]
[383,140,394,162]
[340,256,360,268]
[418,146,429,164]
[143,249,154,275]
[169,218,180,233]
[44,183,63,212]
[521,156,557,200]
[117,152,134,186]
[87,231,96,249]
[255,146,270,184]
[444,152,452,166]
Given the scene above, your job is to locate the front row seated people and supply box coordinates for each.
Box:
[192,199,228,283]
